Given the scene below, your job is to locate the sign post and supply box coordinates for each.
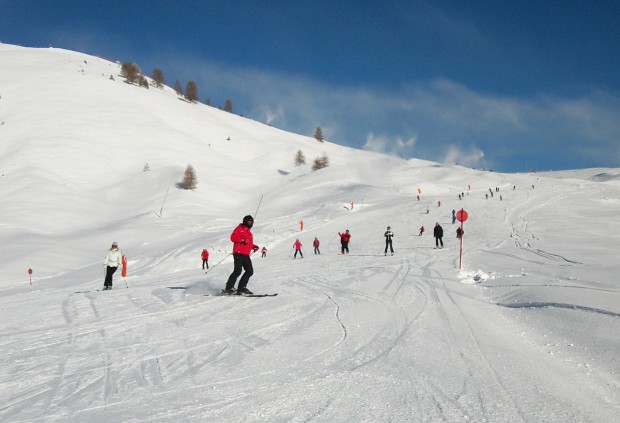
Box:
[456,209,468,270]
[122,255,128,288]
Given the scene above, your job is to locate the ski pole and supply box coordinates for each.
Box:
[254,194,264,220]
[123,277,129,289]
[156,178,174,217]
[206,253,232,273]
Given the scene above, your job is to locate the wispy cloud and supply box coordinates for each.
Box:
[161,55,620,171]
[442,145,485,168]
[362,133,417,159]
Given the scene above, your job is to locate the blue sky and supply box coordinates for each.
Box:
[2,0,619,171]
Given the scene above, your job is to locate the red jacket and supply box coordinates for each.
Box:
[339,232,351,243]
[313,239,320,247]
[201,249,209,260]
[294,241,302,250]
[230,224,257,255]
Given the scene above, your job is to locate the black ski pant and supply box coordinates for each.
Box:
[341,242,349,254]
[385,239,394,254]
[314,246,320,254]
[294,249,303,258]
[435,237,443,248]
[104,266,117,288]
[226,253,253,291]
[202,259,209,269]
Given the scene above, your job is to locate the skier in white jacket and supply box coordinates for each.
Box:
[103,242,123,290]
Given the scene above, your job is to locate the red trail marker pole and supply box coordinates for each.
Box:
[122,255,128,288]
[456,209,469,270]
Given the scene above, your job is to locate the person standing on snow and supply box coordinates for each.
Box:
[224,215,259,295]
[419,226,425,236]
[339,230,351,254]
[433,222,444,248]
[384,226,394,255]
[293,239,304,259]
[261,246,267,258]
[313,237,321,254]
[103,242,123,290]
[201,249,209,269]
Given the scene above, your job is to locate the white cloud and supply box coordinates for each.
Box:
[442,145,485,168]
[163,55,620,170]
[363,133,417,159]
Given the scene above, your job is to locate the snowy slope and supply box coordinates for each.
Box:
[1,44,619,422]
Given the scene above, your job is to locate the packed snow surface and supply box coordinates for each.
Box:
[1,44,619,422]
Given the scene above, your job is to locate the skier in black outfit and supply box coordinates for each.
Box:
[433,222,444,248]
[384,226,394,255]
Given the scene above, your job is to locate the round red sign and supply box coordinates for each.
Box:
[456,209,468,222]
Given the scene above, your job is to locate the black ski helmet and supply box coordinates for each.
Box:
[243,215,254,228]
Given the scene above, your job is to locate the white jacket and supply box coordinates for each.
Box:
[104,248,123,268]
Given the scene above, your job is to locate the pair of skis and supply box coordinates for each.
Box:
[212,290,277,297]
[76,288,277,297]
[165,287,277,297]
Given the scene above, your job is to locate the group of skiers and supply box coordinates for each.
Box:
[103,211,459,293]
[290,236,321,258]
[429,221,464,248]
[97,181,543,292]
[216,217,452,293]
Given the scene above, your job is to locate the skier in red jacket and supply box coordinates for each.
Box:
[224,215,259,295]
[313,237,320,254]
[201,249,209,269]
[293,239,303,259]
[338,230,351,254]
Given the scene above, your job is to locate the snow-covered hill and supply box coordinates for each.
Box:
[1,43,619,422]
